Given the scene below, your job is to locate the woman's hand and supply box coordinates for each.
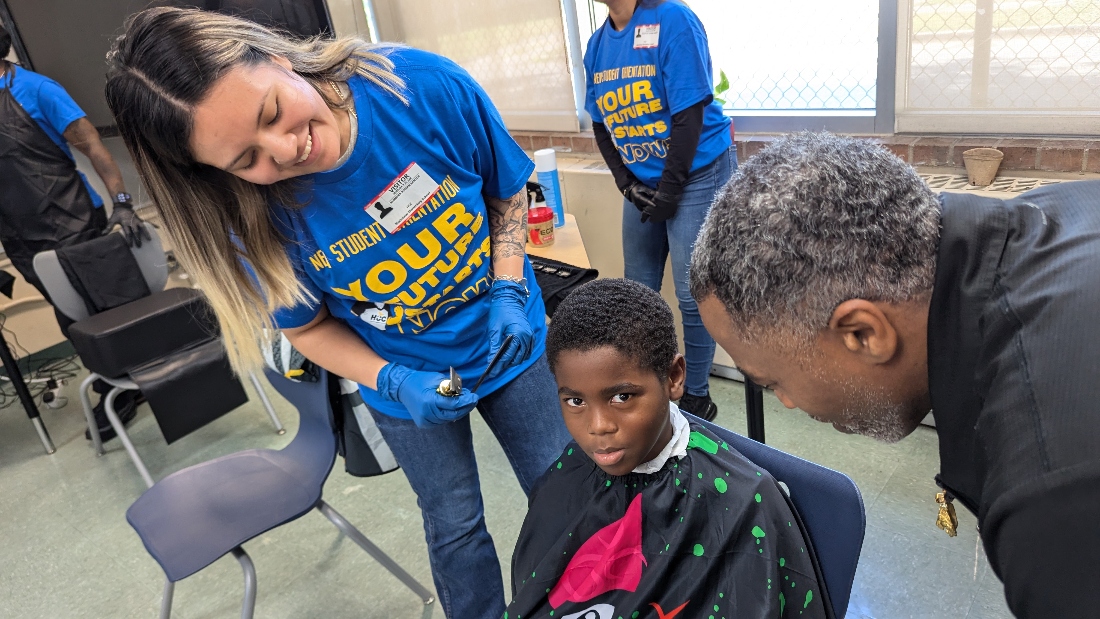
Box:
[487,280,534,376]
[376,363,479,428]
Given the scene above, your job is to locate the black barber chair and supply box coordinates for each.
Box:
[33,224,284,486]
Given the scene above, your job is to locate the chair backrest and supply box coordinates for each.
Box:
[31,222,167,321]
[695,416,865,619]
[261,367,339,491]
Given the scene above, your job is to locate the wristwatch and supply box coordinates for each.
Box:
[493,274,529,296]
[114,192,132,205]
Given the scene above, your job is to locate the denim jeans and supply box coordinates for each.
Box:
[369,354,571,619]
[622,144,738,396]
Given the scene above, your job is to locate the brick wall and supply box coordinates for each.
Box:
[511,131,1100,175]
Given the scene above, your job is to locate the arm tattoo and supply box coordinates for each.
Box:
[487,190,529,261]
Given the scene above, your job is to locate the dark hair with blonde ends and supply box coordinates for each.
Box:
[105,7,405,373]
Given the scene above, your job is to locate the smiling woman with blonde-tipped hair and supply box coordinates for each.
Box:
[105,8,570,617]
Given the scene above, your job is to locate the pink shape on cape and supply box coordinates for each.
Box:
[548,493,646,608]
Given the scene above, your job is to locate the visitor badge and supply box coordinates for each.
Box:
[365,162,440,234]
[633,24,659,49]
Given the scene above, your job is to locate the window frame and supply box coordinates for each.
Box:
[574,0,898,134]
[894,0,1100,135]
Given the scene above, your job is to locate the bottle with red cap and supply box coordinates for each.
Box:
[525,181,555,248]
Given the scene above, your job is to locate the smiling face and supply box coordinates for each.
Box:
[698,294,932,443]
[554,346,685,476]
[189,57,348,185]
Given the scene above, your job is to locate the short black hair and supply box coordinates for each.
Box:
[0,23,11,60]
[546,278,678,378]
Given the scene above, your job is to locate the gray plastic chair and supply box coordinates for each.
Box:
[126,368,434,619]
[32,224,283,486]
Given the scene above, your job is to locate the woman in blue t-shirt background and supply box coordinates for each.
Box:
[585,0,736,422]
[105,8,570,618]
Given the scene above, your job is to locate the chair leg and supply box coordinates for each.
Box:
[30,417,56,455]
[159,579,174,619]
[0,330,55,454]
[247,371,285,435]
[103,387,155,489]
[79,374,104,456]
[316,500,436,605]
[231,547,257,619]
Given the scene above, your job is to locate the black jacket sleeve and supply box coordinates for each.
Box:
[592,122,640,195]
[656,99,706,201]
[986,469,1100,618]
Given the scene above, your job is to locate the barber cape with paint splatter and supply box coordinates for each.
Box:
[506,423,829,619]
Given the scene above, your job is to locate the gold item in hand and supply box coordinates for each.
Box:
[437,367,462,397]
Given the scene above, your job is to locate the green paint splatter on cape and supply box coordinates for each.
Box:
[714,478,728,493]
[751,525,766,538]
[693,543,705,556]
[687,431,719,454]
[754,492,761,503]
[804,590,813,608]
[780,592,786,614]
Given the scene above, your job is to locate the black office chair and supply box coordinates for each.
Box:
[32,224,284,486]
[692,414,866,618]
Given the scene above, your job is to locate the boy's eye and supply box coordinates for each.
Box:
[269,99,281,125]
[611,393,632,404]
[563,397,584,408]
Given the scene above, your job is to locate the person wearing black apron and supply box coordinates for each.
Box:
[0,29,147,440]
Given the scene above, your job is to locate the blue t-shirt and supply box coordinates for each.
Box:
[583,0,731,187]
[0,65,104,207]
[272,49,544,419]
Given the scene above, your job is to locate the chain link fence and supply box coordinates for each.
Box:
[692,0,879,111]
[907,0,1100,110]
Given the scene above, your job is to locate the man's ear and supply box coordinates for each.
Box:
[827,299,899,365]
[667,353,686,400]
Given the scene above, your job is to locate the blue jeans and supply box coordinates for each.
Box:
[369,354,570,619]
[622,144,738,396]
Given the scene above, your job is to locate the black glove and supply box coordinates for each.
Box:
[640,190,681,223]
[106,203,151,248]
[624,182,657,214]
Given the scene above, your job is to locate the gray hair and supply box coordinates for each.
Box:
[689,132,941,343]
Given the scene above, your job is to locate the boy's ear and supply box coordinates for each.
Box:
[668,353,686,401]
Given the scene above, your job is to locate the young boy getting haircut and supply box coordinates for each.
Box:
[506,279,828,619]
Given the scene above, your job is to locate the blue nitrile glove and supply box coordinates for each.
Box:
[376,363,478,428]
[486,280,534,378]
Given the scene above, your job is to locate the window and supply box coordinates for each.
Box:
[368,0,581,132]
[897,0,1100,134]
[574,0,897,133]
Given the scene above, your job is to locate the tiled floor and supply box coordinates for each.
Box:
[0,355,1012,619]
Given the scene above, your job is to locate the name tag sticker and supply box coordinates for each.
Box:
[633,24,660,49]
[366,162,440,233]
